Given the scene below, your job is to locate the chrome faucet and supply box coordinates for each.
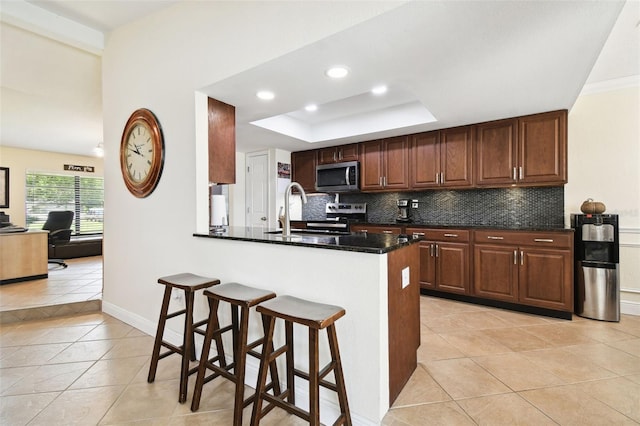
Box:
[283,182,308,237]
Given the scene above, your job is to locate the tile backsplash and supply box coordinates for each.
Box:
[302,187,565,229]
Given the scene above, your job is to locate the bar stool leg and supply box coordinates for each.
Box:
[328,324,352,425]
[309,327,320,426]
[250,315,276,425]
[232,306,250,424]
[179,289,196,403]
[191,298,226,411]
[285,321,295,404]
[148,285,173,383]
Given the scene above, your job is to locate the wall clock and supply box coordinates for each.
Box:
[120,108,165,198]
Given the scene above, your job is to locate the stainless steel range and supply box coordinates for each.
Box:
[303,203,367,235]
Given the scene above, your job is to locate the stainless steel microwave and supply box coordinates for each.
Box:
[316,161,360,192]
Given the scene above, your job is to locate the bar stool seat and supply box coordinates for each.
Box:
[251,295,351,426]
[147,273,220,403]
[191,282,278,426]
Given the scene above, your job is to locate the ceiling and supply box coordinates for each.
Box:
[1,0,638,157]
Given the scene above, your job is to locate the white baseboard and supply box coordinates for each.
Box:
[621,300,640,316]
[101,301,376,426]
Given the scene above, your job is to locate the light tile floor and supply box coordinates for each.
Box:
[1,258,639,425]
[0,257,103,323]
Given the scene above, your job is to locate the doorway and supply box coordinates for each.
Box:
[245,152,269,228]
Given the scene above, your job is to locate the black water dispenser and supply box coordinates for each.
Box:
[571,214,620,321]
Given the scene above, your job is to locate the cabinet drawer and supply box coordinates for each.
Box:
[351,224,403,235]
[406,228,470,242]
[473,230,572,248]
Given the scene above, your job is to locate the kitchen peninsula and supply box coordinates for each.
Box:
[193,227,420,425]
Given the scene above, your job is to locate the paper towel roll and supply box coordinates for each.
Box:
[211,195,227,226]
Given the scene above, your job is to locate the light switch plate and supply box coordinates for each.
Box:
[402,266,410,288]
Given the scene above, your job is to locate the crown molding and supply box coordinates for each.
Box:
[581,75,640,95]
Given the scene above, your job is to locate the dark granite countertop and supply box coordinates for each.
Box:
[193,226,420,254]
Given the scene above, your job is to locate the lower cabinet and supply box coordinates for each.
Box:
[407,228,470,295]
[473,230,573,312]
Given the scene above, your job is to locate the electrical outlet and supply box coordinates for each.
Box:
[402,267,410,288]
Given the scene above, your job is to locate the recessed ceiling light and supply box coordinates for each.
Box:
[371,85,388,95]
[325,66,349,79]
[256,90,275,100]
[305,104,318,112]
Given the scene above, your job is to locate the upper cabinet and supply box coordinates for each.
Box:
[360,136,410,191]
[208,97,236,184]
[291,149,317,193]
[475,110,567,187]
[317,143,359,165]
[410,126,473,189]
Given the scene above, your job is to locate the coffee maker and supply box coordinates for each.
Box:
[396,199,412,223]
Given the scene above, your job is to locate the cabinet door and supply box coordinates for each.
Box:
[383,136,410,190]
[291,150,317,193]
[475,119,517,186]
[317,147,337,165]
[360,140,384,190]
[419,242,436,290]
[518,110,567,185]
[436,242,469,294]
[338,143,360,162]
[440,126,473,187]
[208,97,236,184]
[410,131,440,188]
[473,244,519,302]
[519,247,572,311]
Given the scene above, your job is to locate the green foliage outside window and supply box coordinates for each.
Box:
[26,173,104,235]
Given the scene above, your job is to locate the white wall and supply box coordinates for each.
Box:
[567,83,640,313]
[101,1,404,347]
[0,146,104,227]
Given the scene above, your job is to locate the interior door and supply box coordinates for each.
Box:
[246,152,269,228]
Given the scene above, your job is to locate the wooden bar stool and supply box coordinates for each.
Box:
[191,282,279,426]
[148,273,220,403]
[250,295,351,426]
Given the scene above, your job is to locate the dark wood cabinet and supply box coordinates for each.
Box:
[410,127,473,189]
[317,144,359,165]
[475,110,567,187]
[291,150,317,192]
[407,228,470,295]
[473,230,573,312]
[208,97,236,184]
[410,131,439,188]
[519,110,567,185]
[360,137,409,191]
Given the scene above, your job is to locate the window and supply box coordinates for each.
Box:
[25,172,104,235]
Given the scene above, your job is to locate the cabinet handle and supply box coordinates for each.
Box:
[358,229,368,233]
[383,176,387,187]
[333,152,337,162]
[487,236,504,240]
[444,233,458,238]
[534,238,554,243]
[514,250,517,265]
[379,176,383,186]
[440,172,445,184]
[435,244,439,257]
[338,151,342,160]
[435,173,439,184]
[382,230,393,234]
[513,167,517,181]
[430,243,434,257]
[519,166,523,180]
[520,250,524,265]
[412,232,425,238]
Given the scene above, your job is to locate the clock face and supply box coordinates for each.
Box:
[120,109,164,198]
[125,123,154,182]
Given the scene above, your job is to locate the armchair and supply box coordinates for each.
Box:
[43,211,74,268]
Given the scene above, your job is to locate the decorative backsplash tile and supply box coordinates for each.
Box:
[302,187,565,229]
